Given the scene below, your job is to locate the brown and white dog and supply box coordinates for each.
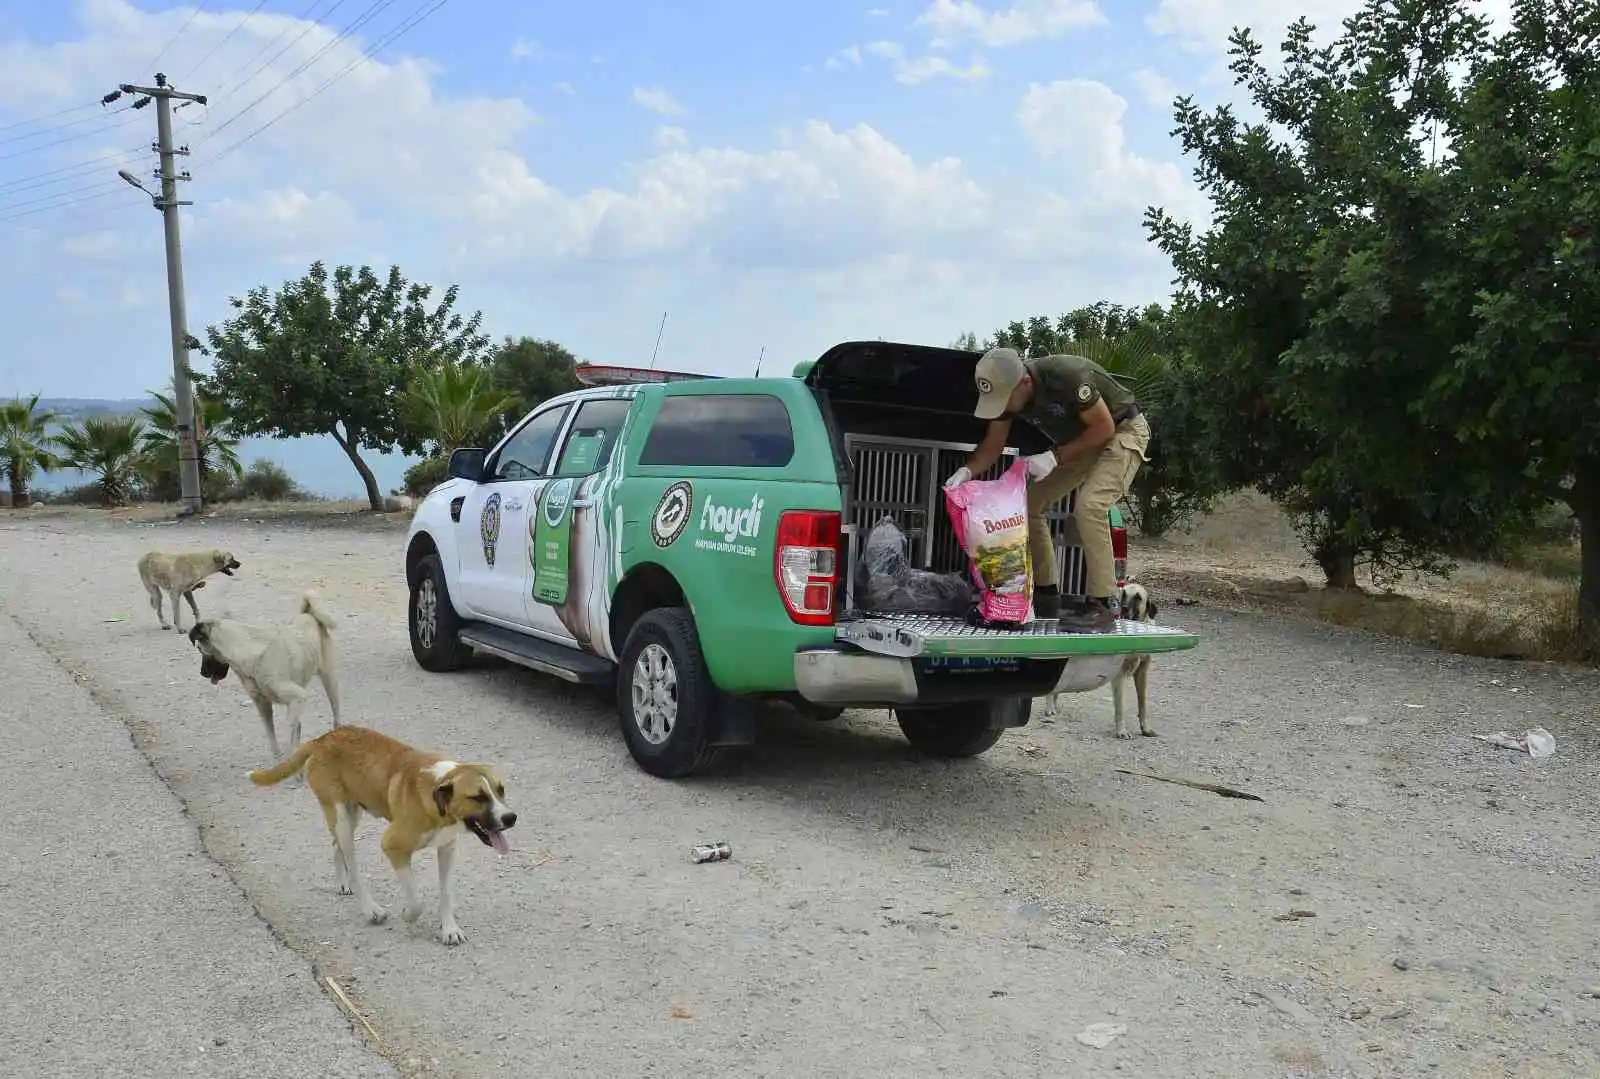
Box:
[137,548,241,631]
[249,725,517,946]
[188,590,340,760]
[1042,582,1159,738]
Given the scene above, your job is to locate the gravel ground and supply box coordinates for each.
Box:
[2,509,1598,1078]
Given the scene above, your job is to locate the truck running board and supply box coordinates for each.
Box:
[458,623,616,685]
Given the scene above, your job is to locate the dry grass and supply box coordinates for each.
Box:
[1134,491,1591,665]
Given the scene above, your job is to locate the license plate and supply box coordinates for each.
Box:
[922,656,1021,673]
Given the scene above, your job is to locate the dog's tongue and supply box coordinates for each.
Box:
[488,830,510,856]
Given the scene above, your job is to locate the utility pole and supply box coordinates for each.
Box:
[105,73,207,517]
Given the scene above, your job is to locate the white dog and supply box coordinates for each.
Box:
[137,548,241,631]
[1042,582,1158,738]
[187,590,342,760]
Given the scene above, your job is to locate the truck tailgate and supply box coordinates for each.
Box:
[835,613,1198,659]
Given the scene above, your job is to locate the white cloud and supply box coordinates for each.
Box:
[1147,0,1511,58]
[631,86,686,117]
[1017,79,1202,218]
[863,40,988,84]
[1131,68,1178,111]
[553,81,576,95]
[509,39,542,61]
[914,0,1105,47]
[824,44,863,70]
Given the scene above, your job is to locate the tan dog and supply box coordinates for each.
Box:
[1041,582,1159,738]
[188,590,340,760]
[249,726,516,946]
[137,548,241,631]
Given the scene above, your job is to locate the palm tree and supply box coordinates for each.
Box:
[401,360,519,456]
[51,415,146,506]
[138,388,244,501]
[0,394,62,508]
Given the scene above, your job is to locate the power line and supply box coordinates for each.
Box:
[0,185,127,224]
[0,146,147,192]
[0,177,126,216]
[179,0,271,82]
[208,0,350,107]
[200,0,398,146]
[0,107,142,162]
[144,1,212,77]
[203,0,451,165]
[0,102,101,135]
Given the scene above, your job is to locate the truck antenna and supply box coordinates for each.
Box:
[753,345,765,377]
[647,311,667,370]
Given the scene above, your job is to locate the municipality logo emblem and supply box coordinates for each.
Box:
[651,481,693,548]
[976,376,993,394]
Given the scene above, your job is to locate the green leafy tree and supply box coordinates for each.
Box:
[197,261,491,511]
[487,336,582,430]
[400,359,519,456]
[989,302,1226,537]
[137,388,244,502]
[1,394,62,508]
[51,415,146,506]
[1427,0,1600,652]
[1145,3,1523,587]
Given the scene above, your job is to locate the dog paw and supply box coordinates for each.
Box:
[337,882,354,897]
[401,903,424,924]
[1140,729,1159,738]
[439,924,466,946]
[363,904,389,925]
[1114,728,1135,740]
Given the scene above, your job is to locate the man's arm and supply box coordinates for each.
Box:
[964,418,1011,475]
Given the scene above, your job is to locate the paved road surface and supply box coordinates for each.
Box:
[1,510,1597,1078]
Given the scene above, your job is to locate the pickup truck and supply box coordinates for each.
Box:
[403,340,1198,778]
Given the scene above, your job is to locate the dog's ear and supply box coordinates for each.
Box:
[432,781,454,817]
[1146,597,1158,619]
[187,623,207,645]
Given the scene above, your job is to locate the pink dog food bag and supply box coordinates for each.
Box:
[943,457,1033,624]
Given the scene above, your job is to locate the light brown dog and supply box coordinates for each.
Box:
[249,725,516,945]
[137,548,241,631]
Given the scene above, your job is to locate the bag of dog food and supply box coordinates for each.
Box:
[942,457,1033,624]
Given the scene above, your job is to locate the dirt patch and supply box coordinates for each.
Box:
[1132,491,1589,664]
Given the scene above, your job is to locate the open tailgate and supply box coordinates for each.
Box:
[835,613,1199,660]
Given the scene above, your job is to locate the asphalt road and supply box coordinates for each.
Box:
[1,509,1597,1078]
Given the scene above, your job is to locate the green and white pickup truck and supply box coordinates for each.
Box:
[403,340,1198,778]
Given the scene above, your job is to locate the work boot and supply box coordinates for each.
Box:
[1055,595,1118,633]
[1032,584,1061,619]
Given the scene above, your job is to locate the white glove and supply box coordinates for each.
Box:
[943,466,971,489]
[1024,451,1058,480]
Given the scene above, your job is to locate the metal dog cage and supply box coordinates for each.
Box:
[840,433,1092,611]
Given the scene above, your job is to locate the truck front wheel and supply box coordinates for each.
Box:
[617,608,722,779]
[895,698,1025,758]
[409,554,471,672]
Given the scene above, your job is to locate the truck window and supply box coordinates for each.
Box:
[638,394,795,467]
[552,398,632,476]
[493,405,570,480]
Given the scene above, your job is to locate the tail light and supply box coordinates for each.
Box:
[1109,508,1129,588]
[775,510,841,625]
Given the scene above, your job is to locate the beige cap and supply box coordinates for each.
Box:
[973,347,1026,419]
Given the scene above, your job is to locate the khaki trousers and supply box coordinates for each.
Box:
[1026,413,1151,599]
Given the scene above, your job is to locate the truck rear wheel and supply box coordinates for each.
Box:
[617,608,722,779]
[895,698,1025,758]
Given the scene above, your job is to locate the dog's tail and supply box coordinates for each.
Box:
[301,589,337,630]
[301,590,337,685]
[248,741,315,787]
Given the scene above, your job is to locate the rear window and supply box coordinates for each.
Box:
[638,394,795,467]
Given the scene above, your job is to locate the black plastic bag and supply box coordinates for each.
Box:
[856,517,975,616]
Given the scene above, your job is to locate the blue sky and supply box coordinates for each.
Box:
[0,0,1375,401]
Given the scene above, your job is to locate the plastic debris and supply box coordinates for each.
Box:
[1075,1022,1128,1048]
[690,842,732,863]
[1471,727,1556,759]
[856,517,975,616]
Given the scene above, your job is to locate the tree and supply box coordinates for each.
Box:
[1,394,62,508]
[486,336,581,430]
[138,387,244,502]
[1427,0,1600,653]
[988,302,1227,537]
[198,261,491,511]
[1144,3,1524,587]
[399,359,519,456]
[51,415,145,506]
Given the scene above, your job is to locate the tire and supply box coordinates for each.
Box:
[895,698,1024,758]
[409,554,471,672]
[617,608,722,779]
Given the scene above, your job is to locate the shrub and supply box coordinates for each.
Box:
[403,455,449,497]
[227,459,308,502]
